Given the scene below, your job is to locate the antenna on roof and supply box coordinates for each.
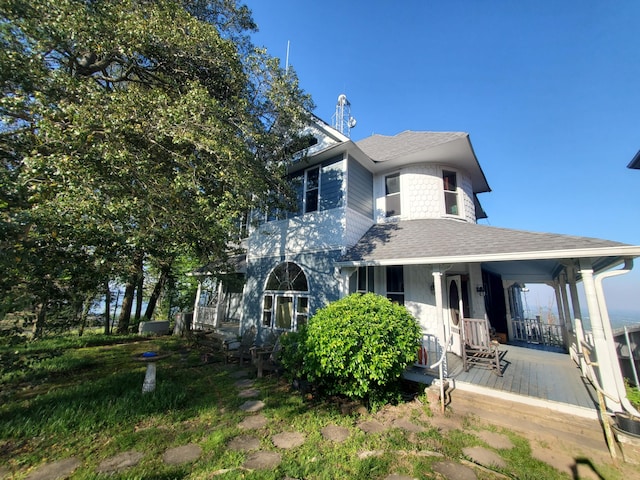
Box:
[285,40,290,74]
[332,94,356,137]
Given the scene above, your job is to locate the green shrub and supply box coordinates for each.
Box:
[292,293,421,409]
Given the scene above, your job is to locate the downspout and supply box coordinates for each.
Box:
[594,258,640,417]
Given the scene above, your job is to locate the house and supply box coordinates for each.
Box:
[192,112,640,413]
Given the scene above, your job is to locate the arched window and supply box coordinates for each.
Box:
[263,262,309,331]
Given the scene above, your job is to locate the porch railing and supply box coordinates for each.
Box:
[511,316,565,348]
[194,305,218,329]
[415,333,448,377]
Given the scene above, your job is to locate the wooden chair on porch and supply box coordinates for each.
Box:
[461,318,502,376]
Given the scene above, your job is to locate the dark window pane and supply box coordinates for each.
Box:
[443,171,457,191]
[385,173,400,195]
[307,167,319,189]
[276,296,293,329]
[357,266,367,291]
[305,189,318,212]
[266,262,308,291]
[445,192,458,215]
[386,194,401,217]
[387,293,405,305]
[386,266,404,293]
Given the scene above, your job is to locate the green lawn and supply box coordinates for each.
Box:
[0,333,619,479]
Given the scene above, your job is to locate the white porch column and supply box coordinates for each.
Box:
[502,280,515,341]
[559,272,573,334]
[567,264,583,326]
[579,259,621,411]
[551,279,569,348]
[432,267,446,347]
[193,278,203,328]
[214,278,224,327]
[339,267,356,298]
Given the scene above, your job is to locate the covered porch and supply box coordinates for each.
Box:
[339,218,640,415]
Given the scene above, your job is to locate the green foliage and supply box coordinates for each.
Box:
[625,379,640,410]
[0,0,313,334]
[293,293,422,408]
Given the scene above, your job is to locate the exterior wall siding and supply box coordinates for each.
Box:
[373,164,477,223]
[345,207,375,248]
[241,250,343,339]
[347,157,374,218]
[248,208,346,258]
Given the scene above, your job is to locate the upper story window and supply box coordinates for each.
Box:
[385,173,401,217]
[304,167,320,213]
[386,265,404,305]
[443,170,459,216]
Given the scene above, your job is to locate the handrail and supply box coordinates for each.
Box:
[429,334,452,414]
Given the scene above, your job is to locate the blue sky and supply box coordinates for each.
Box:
[247,1,640,315]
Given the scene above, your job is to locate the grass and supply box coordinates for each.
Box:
[0,333,624,479]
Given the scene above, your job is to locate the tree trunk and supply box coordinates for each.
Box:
[104,282,111,335]
[117,281,136,333]
[143,264,171,321]
[78,298,92,337]
[117,253,143,334]
[32,301,47,339]
[134,272,144,321]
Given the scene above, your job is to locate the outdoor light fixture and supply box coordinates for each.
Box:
[476,285,485,296]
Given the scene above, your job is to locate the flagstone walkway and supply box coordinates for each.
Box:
[17,367,621,480]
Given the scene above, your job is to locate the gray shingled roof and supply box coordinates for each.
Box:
[340,219,631,264]
[356,131,468,162]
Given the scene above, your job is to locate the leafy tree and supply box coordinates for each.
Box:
[287,293,422,409]
[0,0,313,336]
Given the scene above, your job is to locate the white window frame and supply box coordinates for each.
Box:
[356,266,375,293]
[442,169,461,217]
[385,172,401,217]
[262,292,309,331]
[303,166,320,213]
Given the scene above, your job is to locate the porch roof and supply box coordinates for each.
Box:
[338,219,640,281]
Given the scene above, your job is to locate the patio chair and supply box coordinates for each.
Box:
[461,318,502,376]
[223,326,256,365]
[250,334,282,378]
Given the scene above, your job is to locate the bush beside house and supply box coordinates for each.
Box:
[281,293,422,409]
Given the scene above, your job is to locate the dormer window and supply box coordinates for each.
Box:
[385,173,401,217]
[304,167,320,213]
[443,170,459,216]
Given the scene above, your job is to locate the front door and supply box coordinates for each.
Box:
[448,276,464,354]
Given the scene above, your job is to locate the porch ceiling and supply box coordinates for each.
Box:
[338,219,640,282]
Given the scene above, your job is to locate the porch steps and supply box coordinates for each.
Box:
[449,388,610,458]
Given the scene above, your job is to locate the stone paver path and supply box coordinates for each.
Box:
[321,424,350,442]
[163,443,202,465]
[96,450,143,474]
[242,451,282,470]
[228,435,261,452]
[272,431,306,449]
[234,378,255,389]
[238,387,261,398]
[238,414,268,430]
[239,399,265,412]
[462,446,507,469]
[25,457,81,480]
[432,460,478,480]
[357,419,387,434]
